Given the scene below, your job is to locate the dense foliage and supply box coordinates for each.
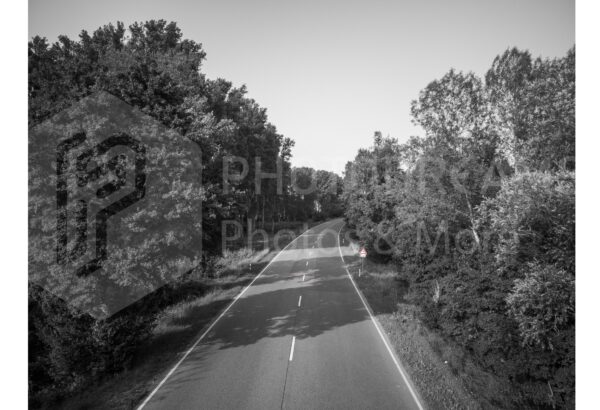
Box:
[28,21,342,406]
[29,21,341,248]
[343,47,575,408]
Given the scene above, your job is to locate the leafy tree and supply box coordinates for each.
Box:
[485,47,575,171]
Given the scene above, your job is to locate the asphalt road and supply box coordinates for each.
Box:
[139,219,423,410]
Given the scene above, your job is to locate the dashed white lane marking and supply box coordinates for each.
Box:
[289,336,296,361]
[337,223,425,410]
[302,274,306,282]
[306,260,309,267]
[298,295,302,307]
[136,223,319,410]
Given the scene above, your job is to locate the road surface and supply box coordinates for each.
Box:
[138,219,423,410]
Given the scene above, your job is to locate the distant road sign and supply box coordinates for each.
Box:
[359,248,367,258]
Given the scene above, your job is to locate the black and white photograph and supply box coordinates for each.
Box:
[3,0,591,408]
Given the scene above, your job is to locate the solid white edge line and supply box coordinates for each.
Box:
[136,222,322,410]
[289,336,296,361]
[337,223,425,410]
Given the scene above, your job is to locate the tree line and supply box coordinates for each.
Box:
[28,20,342,406]
[342,47,575,408]
[29,20,342,250]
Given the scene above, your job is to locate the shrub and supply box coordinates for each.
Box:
[506,262,574,350]
[477,171,575,275]
[28,285,156,405]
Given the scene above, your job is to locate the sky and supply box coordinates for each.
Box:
[29,0,575,174]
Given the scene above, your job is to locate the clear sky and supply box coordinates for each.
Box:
[29,0,574,174]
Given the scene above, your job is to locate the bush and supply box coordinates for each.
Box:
[28,285,156,406]
[477,171,575,275]
[506,262,574,350]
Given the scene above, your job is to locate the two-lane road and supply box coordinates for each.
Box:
[139,219,423,410]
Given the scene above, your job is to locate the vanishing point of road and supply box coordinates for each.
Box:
[138,219,424,410]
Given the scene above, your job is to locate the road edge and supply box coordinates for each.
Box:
[336,222,427,410]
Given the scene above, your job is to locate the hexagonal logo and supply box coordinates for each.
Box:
[29,91,203,319]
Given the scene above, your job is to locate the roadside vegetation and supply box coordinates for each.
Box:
[342,47,575,408]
